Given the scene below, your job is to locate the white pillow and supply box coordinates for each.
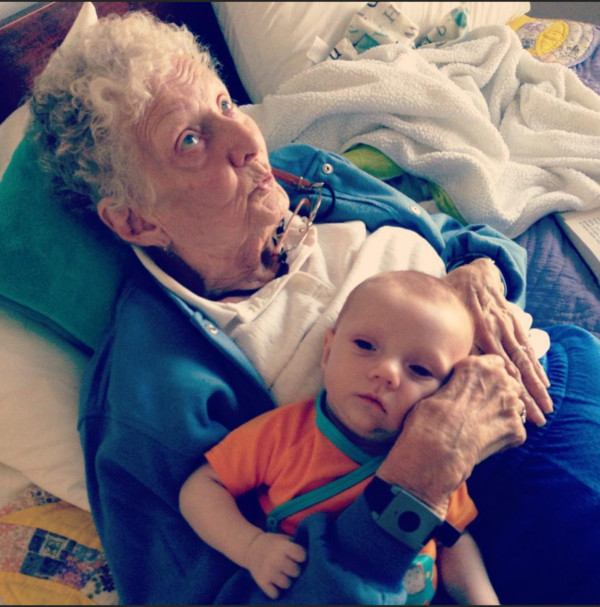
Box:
[213,1,531,103]
[0,306,90,510]
[0,1,98,510]
[0,103,30,180]
[0,462,31,506]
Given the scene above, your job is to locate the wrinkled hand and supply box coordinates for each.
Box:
[377,354,527,517]
[444,258,552,426]
[244,532,307,600]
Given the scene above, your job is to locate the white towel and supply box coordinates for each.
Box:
[244,25,600,237]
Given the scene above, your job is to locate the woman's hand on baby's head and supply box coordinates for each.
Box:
[377,353,526,517]
[245,532,307,599]
[445,258,552,426]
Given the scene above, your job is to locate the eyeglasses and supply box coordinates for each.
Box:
[271,168,324,261]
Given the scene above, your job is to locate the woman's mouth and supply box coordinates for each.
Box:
[250,169,274,194]
[256,173,274,190]
[248,172,277,206]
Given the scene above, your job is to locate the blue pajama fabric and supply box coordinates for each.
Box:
[468,325,600,605]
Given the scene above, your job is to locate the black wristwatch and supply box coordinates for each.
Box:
[364,477,462,550]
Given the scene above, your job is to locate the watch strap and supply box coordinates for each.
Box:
[365,477,461,549]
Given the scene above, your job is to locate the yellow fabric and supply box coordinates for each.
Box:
[508,15,535,31]
[342,144,405,180]
[1,502,102,551]
[429,181,466,224]
[0,572,98,606]
[535,20,569,56]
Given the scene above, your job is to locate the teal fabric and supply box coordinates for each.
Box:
[0,133,136,352]
[314,390,379,465]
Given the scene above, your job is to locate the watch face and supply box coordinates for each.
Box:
[397,510,421,532]
[367,479,461,548]
[372,484,443,550]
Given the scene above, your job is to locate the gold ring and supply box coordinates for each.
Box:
[510,344,528,357]
[520,408,527,424]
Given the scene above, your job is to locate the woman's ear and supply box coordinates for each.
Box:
[97,198,171,248]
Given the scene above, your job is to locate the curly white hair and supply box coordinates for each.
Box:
[31,10,215,214]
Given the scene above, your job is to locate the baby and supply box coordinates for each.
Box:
[179,270,498,604]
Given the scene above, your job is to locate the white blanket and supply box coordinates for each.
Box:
[244,25,600,238]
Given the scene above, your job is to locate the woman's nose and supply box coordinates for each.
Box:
[225,119,260,167]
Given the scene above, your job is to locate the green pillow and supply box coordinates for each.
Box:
[0,132,136,352]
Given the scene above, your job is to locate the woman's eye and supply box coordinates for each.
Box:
[410,365,433,378]
[354,339,375,351]
[180,132,200,151]
[220,98,234,113]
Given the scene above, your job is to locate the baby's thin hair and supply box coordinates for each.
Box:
[336,270,473,333]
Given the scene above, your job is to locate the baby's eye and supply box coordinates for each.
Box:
[180,132,200,151]
[354,339,375,351]
[410,365,433,378]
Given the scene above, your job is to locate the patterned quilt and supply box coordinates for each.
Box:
[0,486,118,605]
[510,15,600,95]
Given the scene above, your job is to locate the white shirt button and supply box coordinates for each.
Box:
[204,321,219,335]
[409,204,421,215]
[321,163,334,175]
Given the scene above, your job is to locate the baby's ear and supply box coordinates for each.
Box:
[321,327,335,370]
[97,198,171,248]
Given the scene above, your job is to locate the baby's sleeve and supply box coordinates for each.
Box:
[446,481,478,531]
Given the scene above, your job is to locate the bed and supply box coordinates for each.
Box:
[0,2,599,604]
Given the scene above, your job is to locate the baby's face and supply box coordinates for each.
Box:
[321,284,473,444]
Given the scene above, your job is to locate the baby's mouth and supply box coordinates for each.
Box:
[359,394,386,413]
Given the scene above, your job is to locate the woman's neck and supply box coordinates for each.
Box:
[146,245,289,301]
[147,247,209,296]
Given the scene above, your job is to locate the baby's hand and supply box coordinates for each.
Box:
[244,532,307,599]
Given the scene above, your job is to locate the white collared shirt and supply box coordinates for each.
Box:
[134,216,445,405]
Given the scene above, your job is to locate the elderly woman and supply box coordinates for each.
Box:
[31,10,600,606]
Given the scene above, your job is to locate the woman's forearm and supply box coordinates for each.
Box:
[439,532,499,605]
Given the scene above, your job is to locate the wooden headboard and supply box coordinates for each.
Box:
[0,1,250,124]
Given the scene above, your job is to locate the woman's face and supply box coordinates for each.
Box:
[132,56,289,296]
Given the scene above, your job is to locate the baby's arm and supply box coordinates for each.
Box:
[438,531,499,605]
[179,462,306,599]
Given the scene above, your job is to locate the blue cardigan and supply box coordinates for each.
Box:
[79,144,528,604]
